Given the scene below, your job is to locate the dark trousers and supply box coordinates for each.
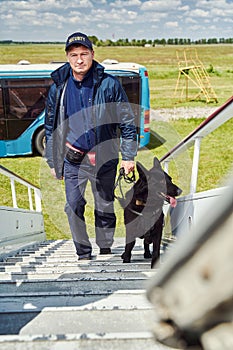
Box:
[64,159,117,258]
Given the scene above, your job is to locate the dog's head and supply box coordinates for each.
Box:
[133,157,182,207]
[164,172,182,198]
[133,157,167,206]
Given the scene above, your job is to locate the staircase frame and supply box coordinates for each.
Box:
[174,48,218,103]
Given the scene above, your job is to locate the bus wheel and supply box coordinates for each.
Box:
[34,129,45,156]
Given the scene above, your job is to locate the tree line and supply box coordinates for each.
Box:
[1,37,232,46]
[91,37,233,46]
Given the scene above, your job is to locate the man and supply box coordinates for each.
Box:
[45,32,137,260]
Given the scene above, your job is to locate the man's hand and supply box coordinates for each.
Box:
[120,160,135,175]
[50,168,57,178]
[50,168,63,180]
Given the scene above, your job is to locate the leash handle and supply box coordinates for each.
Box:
[119,167,136,183]
[114,167,135,200]
[119,167,125,177]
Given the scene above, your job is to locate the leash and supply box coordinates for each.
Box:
[114,167,135,200]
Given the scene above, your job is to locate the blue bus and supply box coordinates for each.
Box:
[0,61,150,157]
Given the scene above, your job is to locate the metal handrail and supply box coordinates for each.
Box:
[160,95,233,194]
[0,165,42,212]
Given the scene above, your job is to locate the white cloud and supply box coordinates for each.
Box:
[196,0,232,10]
[179,5,190,11]
[223,17,233,23]
[165,21,179,28]
[141,11,168,22]
[1,13,14,20]
[185,17,197,24]
[110,0,141,7]
[211,6,233,17]
[189,8,209,17]
[0,0,232,41]
[97,23,109,29]
[141,0,182,11]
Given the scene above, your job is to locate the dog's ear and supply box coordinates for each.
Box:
[151,157,164,175]
[150,158,166,185]
[136,161,149,179]
[153,157,161,169]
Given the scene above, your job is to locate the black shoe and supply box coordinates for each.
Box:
[99,248,111,255]
[78,255,92,261]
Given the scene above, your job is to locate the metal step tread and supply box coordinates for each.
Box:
[0,277,150,295]
[0,309,155,335]
[9,257,145,265]
[0,270,155,280]
[0,332,171,350]
[0,290,151,312]
[0,261,152,274]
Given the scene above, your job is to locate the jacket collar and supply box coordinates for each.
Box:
[51,60,104,86]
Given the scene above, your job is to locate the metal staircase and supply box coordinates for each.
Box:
[0,238,171,349]
[0,163,172,349]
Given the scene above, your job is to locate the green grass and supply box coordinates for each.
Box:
[1,117,232,239]
[0,44,232,239]
[0,44,232,108]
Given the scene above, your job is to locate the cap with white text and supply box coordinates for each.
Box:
[65,32,93,51]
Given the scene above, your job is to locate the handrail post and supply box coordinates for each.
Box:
[10,178,18,208]
[34,188,42,212]
[163,160,169,174]
[190,136,202,194]
[28,187,34,211]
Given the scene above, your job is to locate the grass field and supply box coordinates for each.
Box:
[0,44,232,239]
[0,44,232,108]
[1,117,232,240]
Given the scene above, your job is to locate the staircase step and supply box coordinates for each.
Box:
[0,290,151,312]
[0,309,154,335]
[0,276,150,295]
[0,262,151,273]
[0,332,160,350]
[0,238,162,349]
[0,270,155,280]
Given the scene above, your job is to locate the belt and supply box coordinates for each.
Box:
[65,142,85,155]
[65,142,96,166]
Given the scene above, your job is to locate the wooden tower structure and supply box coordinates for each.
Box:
[174,48,218,103]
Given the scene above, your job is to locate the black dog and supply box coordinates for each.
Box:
[121,157,182,268]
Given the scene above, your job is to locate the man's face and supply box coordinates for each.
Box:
[66,45,94,80]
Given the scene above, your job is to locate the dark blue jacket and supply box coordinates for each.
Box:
[45,60,137,178]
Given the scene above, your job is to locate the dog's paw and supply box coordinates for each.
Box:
[144,252,152,259]
[123,258,131,263]
[121,253,131,263]
[151,256,160,268]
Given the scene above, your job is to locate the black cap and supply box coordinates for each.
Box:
[65,32,93,51]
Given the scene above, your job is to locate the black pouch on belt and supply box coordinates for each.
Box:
[65,147,86,164]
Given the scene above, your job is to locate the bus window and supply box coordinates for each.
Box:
[9,88,27,118]
[0,87,7,140]
[3,79,51,140]
[116,75,141,133]
[0,87,4,118]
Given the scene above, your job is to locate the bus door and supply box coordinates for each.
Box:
[0,78,51,140]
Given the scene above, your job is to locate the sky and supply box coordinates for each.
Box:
[0,0,233,42]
